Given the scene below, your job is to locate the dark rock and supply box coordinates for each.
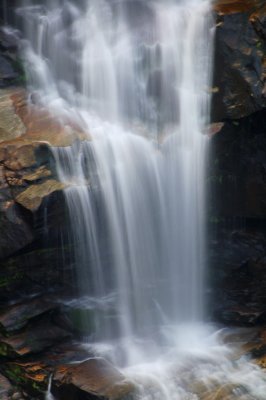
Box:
[0,297,58,334]
[0,313,72,358]
[208,110,266,325]
[0,28,25,88]
[0,201,33,260]
[209,230,266,325]
[210,109,266,220]
[0,55,18,82]
[212,7,266,120]
[0,245,75,305]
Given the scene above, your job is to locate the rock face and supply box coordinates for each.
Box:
[212,0,266,120]
[209,99,266,324]
[0,53,89,397]
[205,0,266,327]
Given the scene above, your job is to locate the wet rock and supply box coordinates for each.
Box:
[0,90,26,142]
[210,110,266,221]
[0,56,18,82]
[53,358,135,400]
[0,297,57,334]
[0,245,75,305]
[0,28,24,88]
[3,144,38,171]
[10,89,89,146]
[209,122,225,136]
[209,230,266,325]
[212,3,266,120]
[0,313,72,358]
[0,201,33,260]
[22,166,52,182]
[2,362,49,396]
[15,180,67,212]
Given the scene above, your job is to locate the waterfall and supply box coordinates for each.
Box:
[18,0,213,355]
[12,0,266,398]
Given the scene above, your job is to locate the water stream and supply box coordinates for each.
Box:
[12,0,266,398]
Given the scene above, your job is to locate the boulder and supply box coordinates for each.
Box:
[0,297,58,334]
[15,180,67,212]
[53,358,135,400]
[0,90,26,142]
[0,313,72,358]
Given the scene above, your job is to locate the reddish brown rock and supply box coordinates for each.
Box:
[214,0,266,15]
[53,358,135,400]
[10,89,89,146]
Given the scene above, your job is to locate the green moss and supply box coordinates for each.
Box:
[0,272,25,288]
[0,342,12,357]
[12,58,27,86]
[67,308,95,335]
[207,174,224,184]
[3,364,46,395]
[209,216,225,224]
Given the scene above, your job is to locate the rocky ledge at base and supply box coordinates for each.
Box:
[0,86,91,398]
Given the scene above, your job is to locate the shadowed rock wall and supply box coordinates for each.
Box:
[210,0,266,326]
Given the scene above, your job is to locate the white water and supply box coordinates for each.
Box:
[14,0,266,398]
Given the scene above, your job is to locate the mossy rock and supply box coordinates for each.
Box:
[2,362,48,396]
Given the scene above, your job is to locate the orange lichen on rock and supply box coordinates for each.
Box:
[5,88,90,147]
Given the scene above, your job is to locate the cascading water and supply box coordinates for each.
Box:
[19,0,211,347]
[11,0,266,398]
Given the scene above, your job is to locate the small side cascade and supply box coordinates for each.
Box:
[45,375,55,400]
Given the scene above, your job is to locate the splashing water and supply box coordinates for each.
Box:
[12,0,266,398]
